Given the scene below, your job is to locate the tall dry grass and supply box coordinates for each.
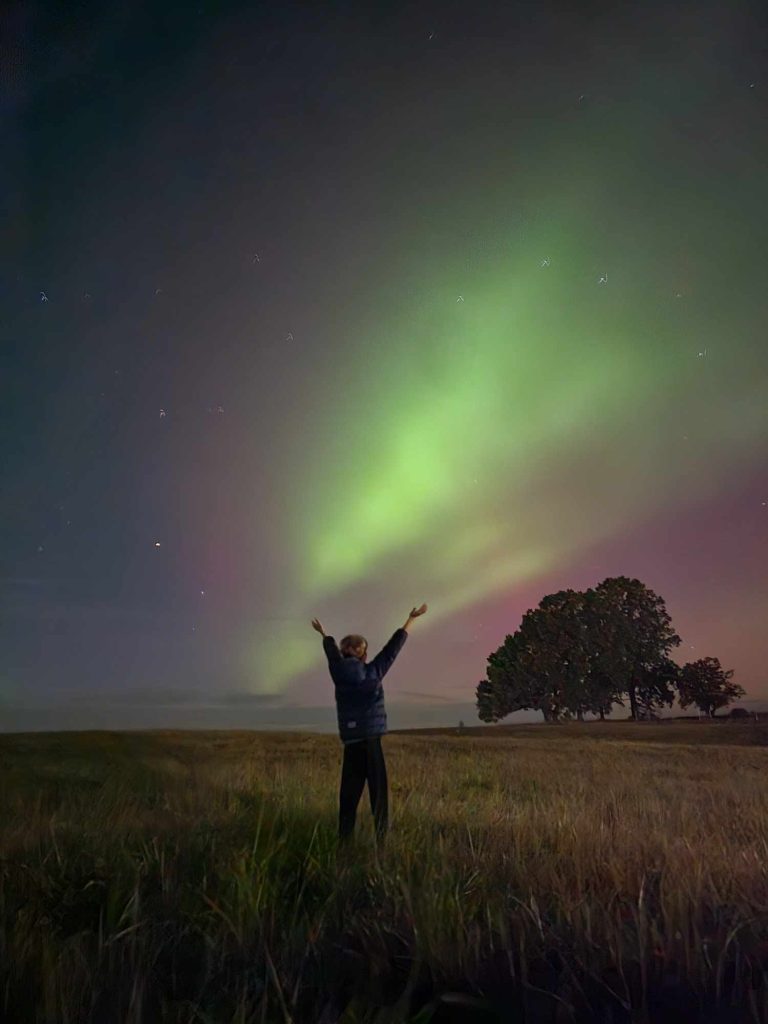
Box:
[1,725,768,1022]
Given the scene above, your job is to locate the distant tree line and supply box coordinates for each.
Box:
[475,577,745,723]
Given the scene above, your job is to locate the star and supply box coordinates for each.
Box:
[40,291,49,303]
[598,273,608,284]
[540,257,551,268]
[697,349,707,358]
[37,545,44,553]
[286,332,294,341]
[154,541,162,548]
[253,253,260,263]
[83,292,92,300]
[456,295,464,303]
[428,30,435,40]
[159,408,167,418]
[216,405,224,414]
[200,590,206,597]
[155,288,162,295]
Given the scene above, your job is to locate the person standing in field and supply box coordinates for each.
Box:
[311,603,428,843]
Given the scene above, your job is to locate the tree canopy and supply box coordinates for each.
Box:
[677,657,746,718]
[476,577,740,723]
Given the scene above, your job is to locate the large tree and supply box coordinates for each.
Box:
[589,577,681,720]
[476,627,560,722]
[476,577,681,723]
[534,588,622,720]
[477,587,615,723]
[677,657,745,717]
[519,590,588,720]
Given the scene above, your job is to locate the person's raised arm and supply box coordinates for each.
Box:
[370,603,428,678]
[312,617,341,664]
[401,603,428,633]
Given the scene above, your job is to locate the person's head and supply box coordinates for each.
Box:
[340,634,368,661]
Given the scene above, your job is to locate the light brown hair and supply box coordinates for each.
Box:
[340,634,368,660]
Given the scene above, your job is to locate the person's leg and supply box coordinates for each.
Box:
[338,741,367,841]
[366,736,389,841]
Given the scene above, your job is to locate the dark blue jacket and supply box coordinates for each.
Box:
[323,628,408,743]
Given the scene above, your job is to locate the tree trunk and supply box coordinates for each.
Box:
[598,708,605,721]
[577,709,584,722]
[628,685,638,721]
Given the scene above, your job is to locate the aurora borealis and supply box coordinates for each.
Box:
[2,1,766,730]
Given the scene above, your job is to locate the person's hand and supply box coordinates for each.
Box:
[409,603,428,618]
[311,618,326,635]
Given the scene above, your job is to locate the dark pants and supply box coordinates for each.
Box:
[338,736,388,841]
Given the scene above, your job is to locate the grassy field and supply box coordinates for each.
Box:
[2,722,768,1023]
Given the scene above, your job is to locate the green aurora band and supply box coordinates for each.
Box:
[242,82,766,694]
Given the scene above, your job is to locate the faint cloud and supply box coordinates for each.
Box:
[218,691,288,706]
[19,688,292,709]
[394,689,457,704]
[63,687,205,706]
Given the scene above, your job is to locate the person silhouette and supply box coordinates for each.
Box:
[311,604,428,843]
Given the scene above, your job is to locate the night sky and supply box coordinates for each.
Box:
[2,0,767,732]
